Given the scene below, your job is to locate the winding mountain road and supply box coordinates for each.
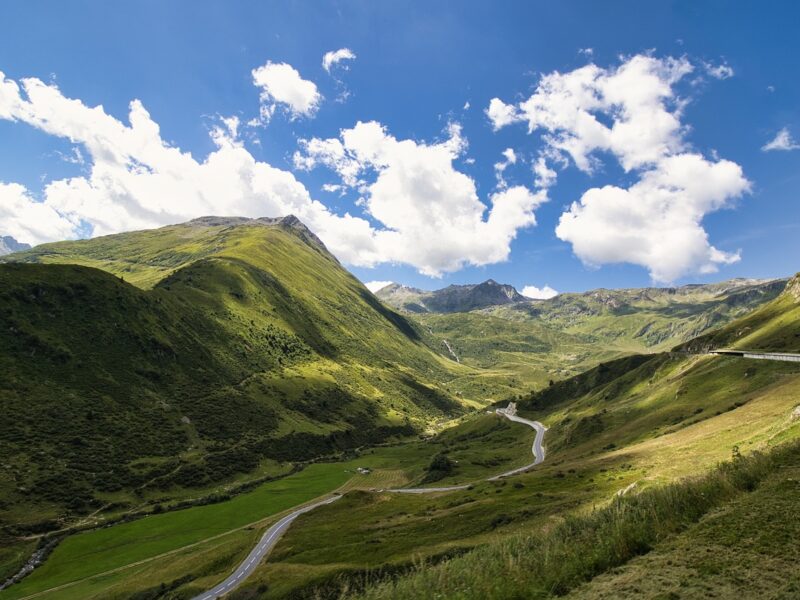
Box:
[488,412,547,480]
[191,495,341,600]
[389,406,547,492]
[192,405,546,598]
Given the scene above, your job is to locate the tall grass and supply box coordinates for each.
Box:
[347,442,793,600]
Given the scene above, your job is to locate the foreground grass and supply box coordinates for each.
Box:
[565,447,800,598]
[0,463,352,599]
[349,441,799,600]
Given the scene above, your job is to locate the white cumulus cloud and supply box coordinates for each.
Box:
[251,61,321,121]
[0,182,76,246]
[521,284,558,299]
[364,280,393,293]
[556,154,748,282]
[0,71,548,278]
[322,48,356,73]
[489,54,749,282]
[0,70,376,257]
[295,121,547,276]
[762,127,800,152]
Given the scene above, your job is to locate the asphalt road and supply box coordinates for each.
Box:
[192,409,548,597]
[709,349,800,362]
[488,413,547,480]
[388,409,547,492]
[191,495,341,600]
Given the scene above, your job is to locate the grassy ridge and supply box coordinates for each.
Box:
[0,218,474,557]
[350,441,798,600]
[412,278,786,395]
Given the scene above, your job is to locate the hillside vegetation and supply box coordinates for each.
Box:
[214,276,800,599]
[1,217,795,600]
[0,216,473,541]
[405,279,785,394]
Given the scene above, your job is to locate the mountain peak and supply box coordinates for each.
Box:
[185,215,333,259]
[0,235,32,256]
[377,279,526,313]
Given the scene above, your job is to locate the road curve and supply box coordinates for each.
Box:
[192,408,546,597]
[388,409,547,493]
[487,413,547,480]
[192,495,341,600]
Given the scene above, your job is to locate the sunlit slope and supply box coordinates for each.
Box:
[406,278,785,395]
[235,279,800,599]
[680,272,800,352]
[0,216,474,534]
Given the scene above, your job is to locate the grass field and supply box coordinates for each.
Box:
[564,446,800,599]
[0,463,353,599]
[217,351,800,599]
[348,440,800,600]
[0,411,543,600]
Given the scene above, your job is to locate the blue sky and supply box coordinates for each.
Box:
[0,1,798,294]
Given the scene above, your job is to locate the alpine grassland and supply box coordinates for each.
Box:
[0,217,478,582]
[1,215,797,600]
[348,442,797,600]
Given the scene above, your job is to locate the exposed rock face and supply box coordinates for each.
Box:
[377,279,528,313]
[0,236,31,256]
[786,274,800,303]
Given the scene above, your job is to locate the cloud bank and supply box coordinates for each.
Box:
[295,121,546,276]
[0,70,544,277]
[487,54,749,282]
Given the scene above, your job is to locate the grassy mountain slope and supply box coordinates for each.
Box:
[0,217,475,540]
[523,278,787,349]
[409,278,785,395]
[217,276,800,599]
[4,275,798,599]
[680,274,800,352]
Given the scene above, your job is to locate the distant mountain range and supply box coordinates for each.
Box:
[376,276,786,318]
[376,279,526,313]
[0,235,31,256]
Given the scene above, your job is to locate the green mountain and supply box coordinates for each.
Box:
[0,216,473,534]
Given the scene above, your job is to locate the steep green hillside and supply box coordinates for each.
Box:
[0,217,473,540]
[4,278,798,600]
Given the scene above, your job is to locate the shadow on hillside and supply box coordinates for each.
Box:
[359,289,421,342]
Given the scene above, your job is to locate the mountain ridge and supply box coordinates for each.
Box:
[377,279,527,313]
[0,236,31,256]
[0,216,472,536]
